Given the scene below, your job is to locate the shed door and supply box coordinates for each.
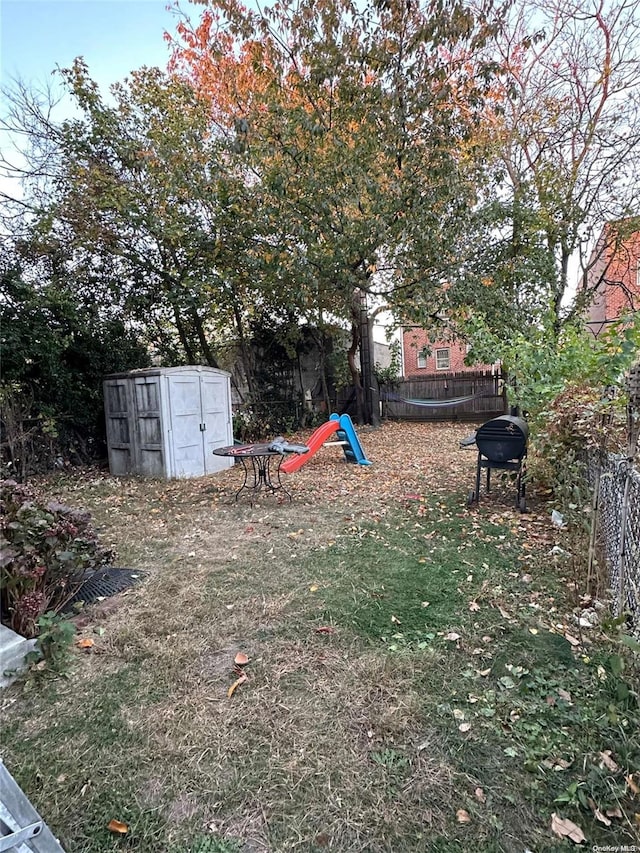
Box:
[201,373,232,474]
[167,374,205,478]
[133,377,165,477]
[104,379,134,475]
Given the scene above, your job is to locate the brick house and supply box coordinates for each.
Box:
[402,327,496,377]
[586,223,640,337]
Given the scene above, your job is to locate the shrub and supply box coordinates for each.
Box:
[232,402,300,441]
[27,612,77,674]
[532,382,627,491]
[0,480,114,638]
[0,265,150,476]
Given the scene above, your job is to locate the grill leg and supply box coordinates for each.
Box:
[517,461,527,512]
[475,454,482,502]
[486,466,491,493]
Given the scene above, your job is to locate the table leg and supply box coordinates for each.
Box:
[234,458,252,502]
[233,455,291,503]
[269,455,291,501]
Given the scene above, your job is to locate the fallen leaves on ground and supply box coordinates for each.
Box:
[227,674,248,698]
[550,813,586,844]
[28,421,631,848]
[590,805,611,827]
[76,638,94,649]
[599,750,619,772]
[541,757,571,771]
[107,819,129,835]
[626,774,640,795]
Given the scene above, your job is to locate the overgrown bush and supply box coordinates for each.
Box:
[373,340,402,388]
[232,402,301,442]
[1,265,150,477]
[532,382,627,491]
[0,480,114,638]
[465,311,639,425]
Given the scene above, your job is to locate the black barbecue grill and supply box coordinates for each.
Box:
[466,415,529,511]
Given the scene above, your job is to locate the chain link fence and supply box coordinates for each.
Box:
[587,453,640,636]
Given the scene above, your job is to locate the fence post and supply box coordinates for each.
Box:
[586,464,601,593]
[617,460,633,616]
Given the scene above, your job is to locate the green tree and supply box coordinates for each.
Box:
[465,309,640,422]
[169,0,504,421]
[1,63,287,397]
[0,253,149,475]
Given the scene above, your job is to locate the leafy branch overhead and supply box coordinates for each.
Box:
[1,0,638,436]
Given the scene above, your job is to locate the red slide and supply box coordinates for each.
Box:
[279,420,340,474]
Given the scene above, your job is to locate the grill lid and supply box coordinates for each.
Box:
[476,415,529,462]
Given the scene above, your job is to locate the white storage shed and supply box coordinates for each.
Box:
[103,366,234,479]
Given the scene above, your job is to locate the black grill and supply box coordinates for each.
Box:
[467,415,529,511]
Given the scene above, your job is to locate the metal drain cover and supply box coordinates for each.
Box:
[63,568,145,610]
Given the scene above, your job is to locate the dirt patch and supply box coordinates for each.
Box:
[222,808,270,852]
[167,791,200,823]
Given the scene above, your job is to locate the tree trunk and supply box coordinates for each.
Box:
[348,298,365,424]
[554,244,571,332]
[358,290,380,426]
[311,324,332,414]
[190,306,219,368]
[173,305,196,363]
[231,296,258,400]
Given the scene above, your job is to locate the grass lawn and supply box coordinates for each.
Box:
[1,422,638,852]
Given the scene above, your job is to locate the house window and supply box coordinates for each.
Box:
[435,348,450,370]
[417,348,428,369]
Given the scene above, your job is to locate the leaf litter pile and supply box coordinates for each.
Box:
[2,421,639,852]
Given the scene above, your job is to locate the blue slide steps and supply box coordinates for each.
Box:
[329,413,372,465]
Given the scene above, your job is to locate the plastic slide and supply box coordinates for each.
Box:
[279,420,339,473]
[280,413,372,474]
[330,413,372,466]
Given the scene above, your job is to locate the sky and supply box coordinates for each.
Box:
[1,0,180,98]
[0,0,187,202]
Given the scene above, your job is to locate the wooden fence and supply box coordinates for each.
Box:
[381,371,507,422]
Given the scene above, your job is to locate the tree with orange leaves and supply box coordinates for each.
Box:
[167,0,504,421]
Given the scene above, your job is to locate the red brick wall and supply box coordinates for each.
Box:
[605,230,640,314]
[402,328,495,377]
[587,227,640,334]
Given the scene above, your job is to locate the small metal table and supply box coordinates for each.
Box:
[213,444,297,503]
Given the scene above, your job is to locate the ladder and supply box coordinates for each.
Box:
[0,762,65,852]
[336,428,356,462]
